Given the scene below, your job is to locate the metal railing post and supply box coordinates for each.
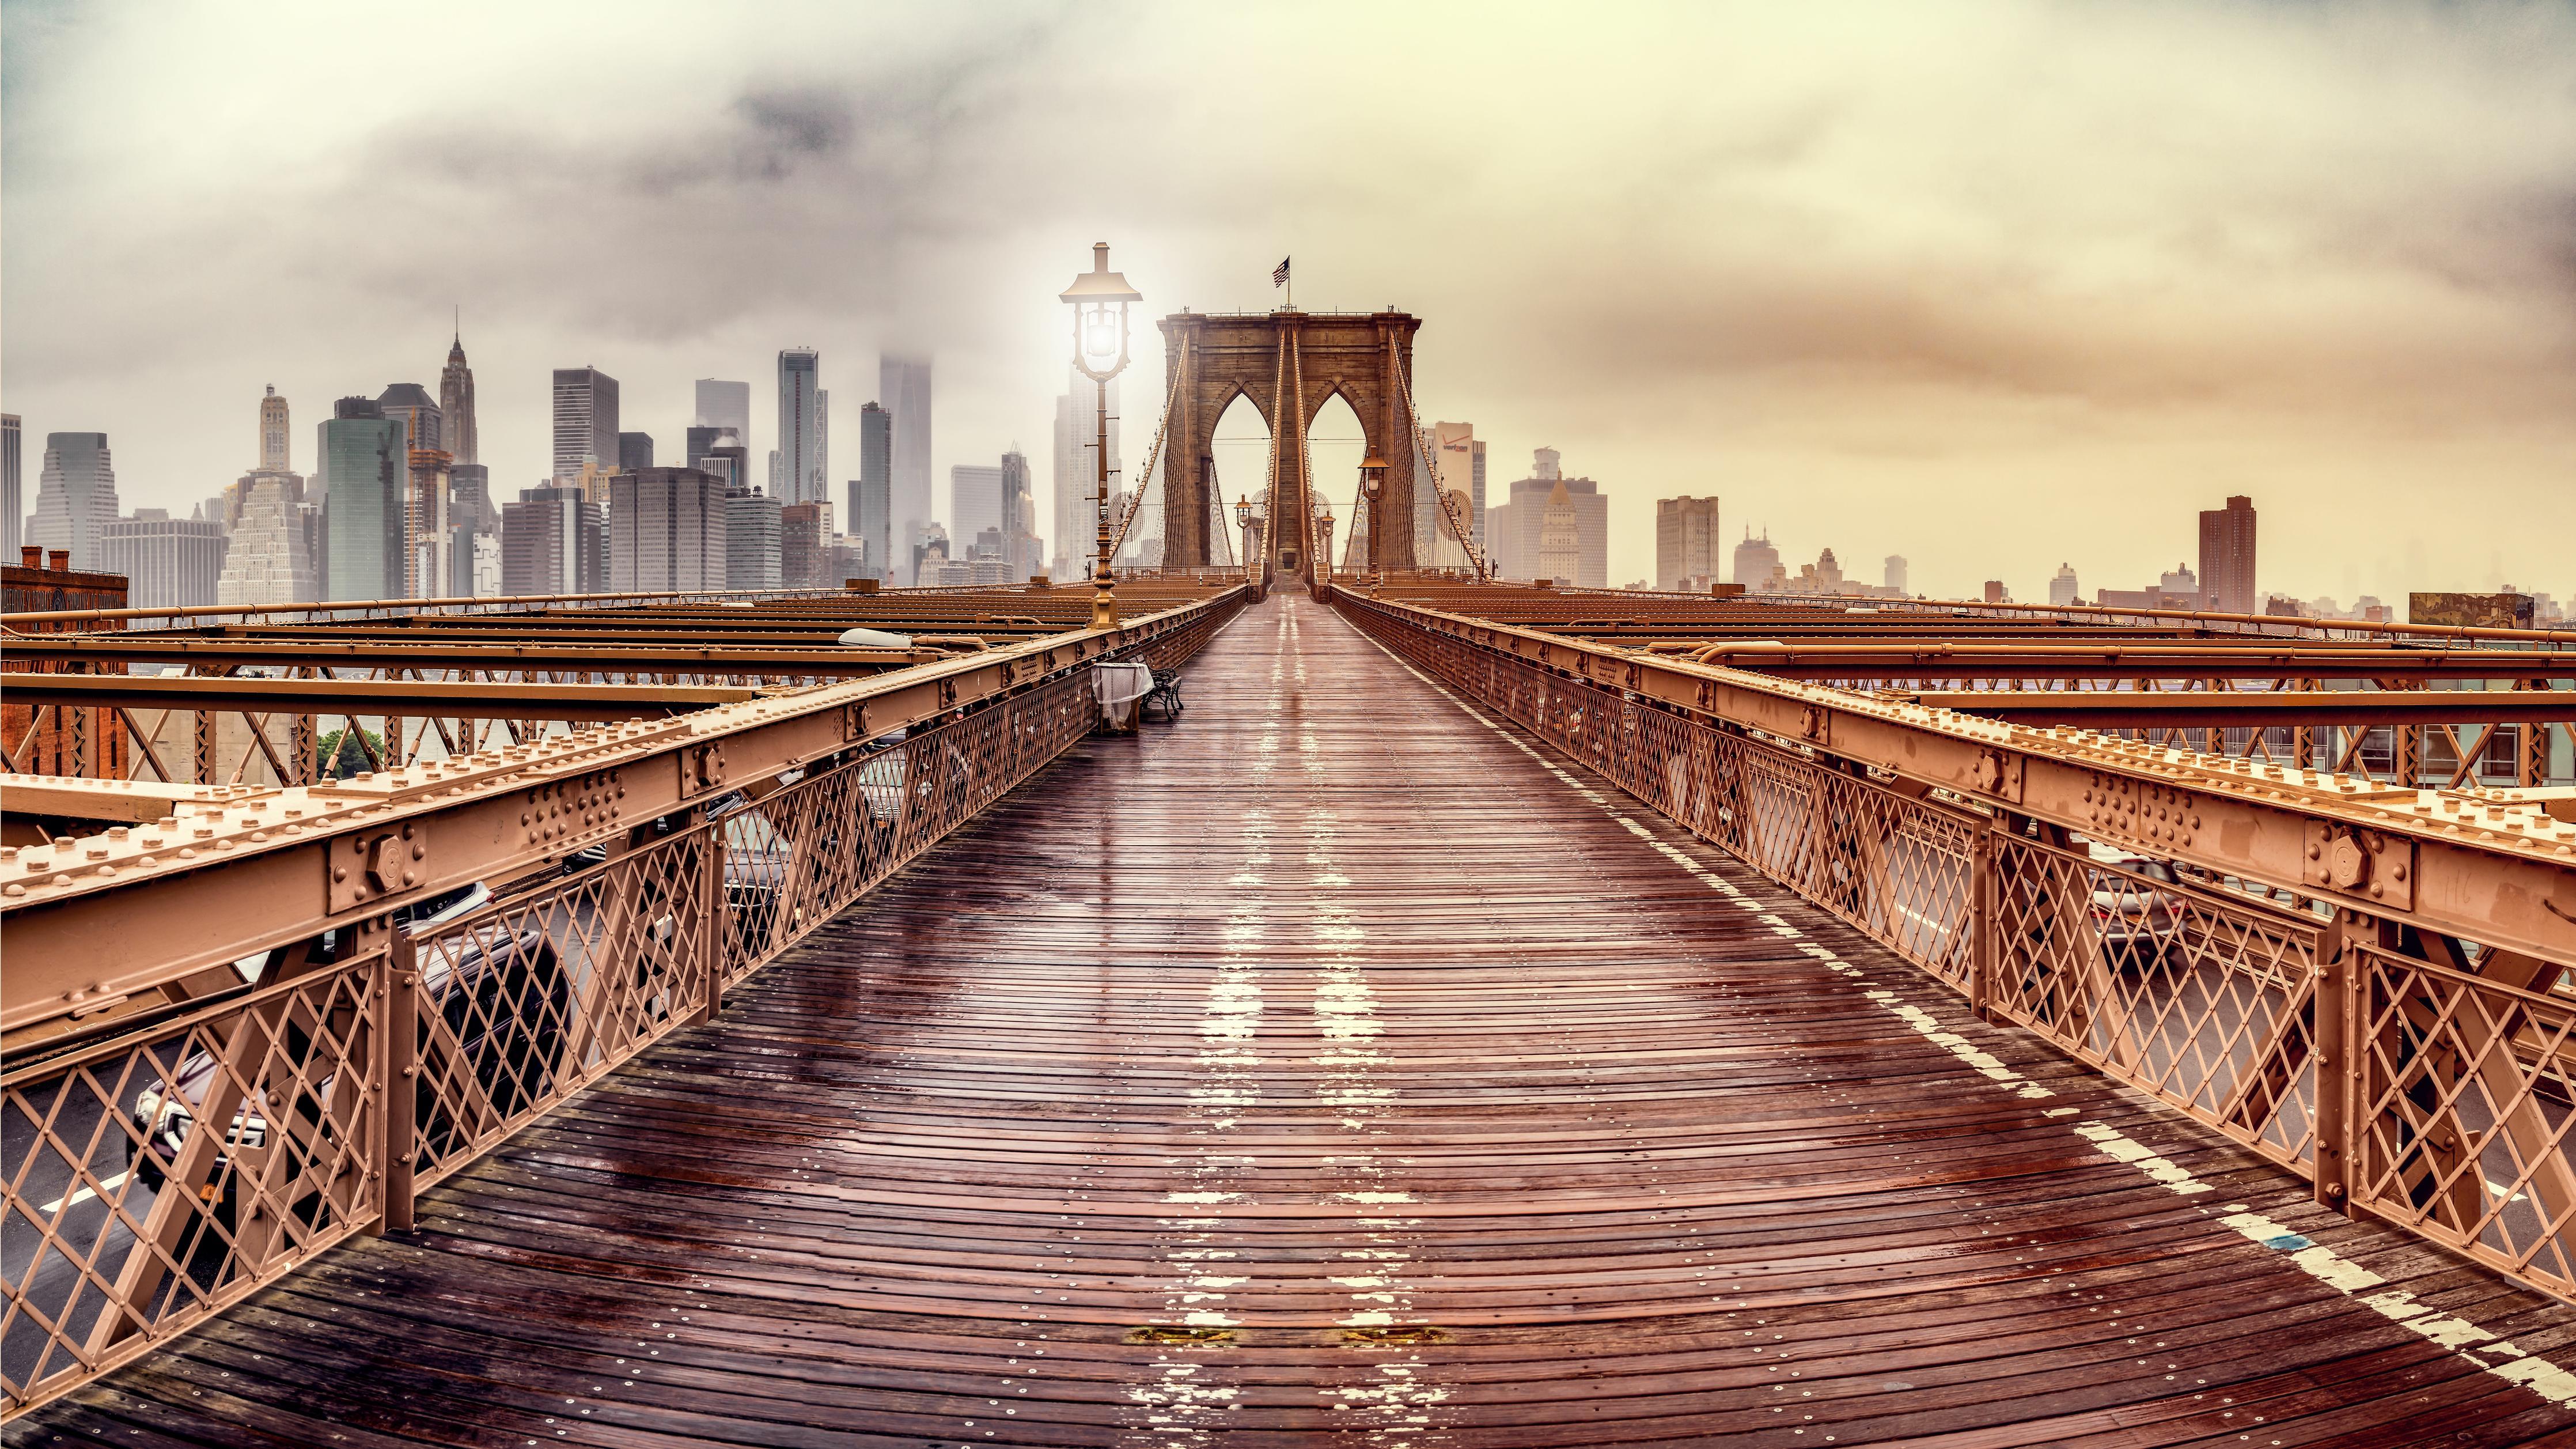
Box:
[2312,909,2354,1215]
[696,823,725,1026]
[376,929,419,1235]
[1969,820,1998,1019]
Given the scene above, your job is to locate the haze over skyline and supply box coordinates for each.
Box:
[5,0,2570,601]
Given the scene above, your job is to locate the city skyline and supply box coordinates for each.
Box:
[5,2,2571,603]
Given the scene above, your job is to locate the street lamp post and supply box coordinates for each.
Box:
[1233,493,1264,589]
[1358,453,1388,585]
[1060,243,1142,630]
[1316,506,1336,591]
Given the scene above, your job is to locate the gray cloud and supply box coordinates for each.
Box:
[3,0,2571,601]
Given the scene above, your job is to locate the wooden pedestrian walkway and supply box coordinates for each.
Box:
[21,593,2576,1447]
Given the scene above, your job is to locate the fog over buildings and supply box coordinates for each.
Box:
[2,2,2571,602]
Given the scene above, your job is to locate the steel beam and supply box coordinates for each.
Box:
[1,673,762,720]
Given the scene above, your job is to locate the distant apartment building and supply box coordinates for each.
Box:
[26,432,122,570]
[619,432,655,474]
[780,501,831,589]
[854,401,892,582]
[2198,495,2257,615]
[101,510,228,610]
[502,485,602,595]
[1655,495,1719,591]
[609,468,728,592]
[882,355,934,581]
[551,368,620,481]
[726,487,782,591]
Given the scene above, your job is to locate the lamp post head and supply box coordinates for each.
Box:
[1360,453,1387,497]
[1062,242,1142,382]
[1234,493,1253,528]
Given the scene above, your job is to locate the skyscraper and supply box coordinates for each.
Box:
[320,400,406,600]
[778,349,823,505]
[2050,562,2081,606]
[950,463,1003,543]
[1884,555,1908,594]
[1001,449,1039,579]
[1731,529,1783,589]
[28,432,122,570]
[880,354,933,580]
[376,383,442,457]
[694,379,751,452]
[406,448,452,598]
[102,511,228,610]
[438,330,478,464]
[855,401,892,582]
[2,414,20,560]
[609,468,729,591]
[1418,422,1482,562]
[1655,495,1721,590]
[260,387,290,472]
[502,485,602,595]
[1051,368,1119,585]
[218,472,316,606]
[1483,450,1605,587]
[552,368,620,481]
[619,432,655,473]
[726,486,782,591]
[2198,494,2257,615]
[780,501,830,589]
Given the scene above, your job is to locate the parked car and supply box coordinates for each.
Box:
[129,881,567,1223]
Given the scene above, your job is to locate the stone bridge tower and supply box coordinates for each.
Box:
[1157,310,1422,579]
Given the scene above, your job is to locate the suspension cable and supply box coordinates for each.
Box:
[1289,332,1320,581]
[1105,361,1184,564]
[1387,337,1493,580]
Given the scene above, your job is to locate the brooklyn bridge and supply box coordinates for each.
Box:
[6,309,2576,1443]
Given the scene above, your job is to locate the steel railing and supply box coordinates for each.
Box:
[0,659,1139,1416]
[1340,592,2576,1303]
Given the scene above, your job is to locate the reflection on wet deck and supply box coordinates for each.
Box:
[21,593,2576,1446]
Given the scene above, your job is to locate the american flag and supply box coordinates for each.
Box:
[1272,256,1291,288]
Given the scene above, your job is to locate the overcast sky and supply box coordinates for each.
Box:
[5,0,2571,601]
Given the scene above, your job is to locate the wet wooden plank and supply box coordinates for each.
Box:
[22,593,2576,1446]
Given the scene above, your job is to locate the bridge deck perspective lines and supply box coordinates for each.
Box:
[22,593,2576,1447]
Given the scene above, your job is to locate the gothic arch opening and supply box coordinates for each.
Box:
[1305,391,1367,572]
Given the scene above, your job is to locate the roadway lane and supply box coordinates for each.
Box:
[19,591,2576,1446]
